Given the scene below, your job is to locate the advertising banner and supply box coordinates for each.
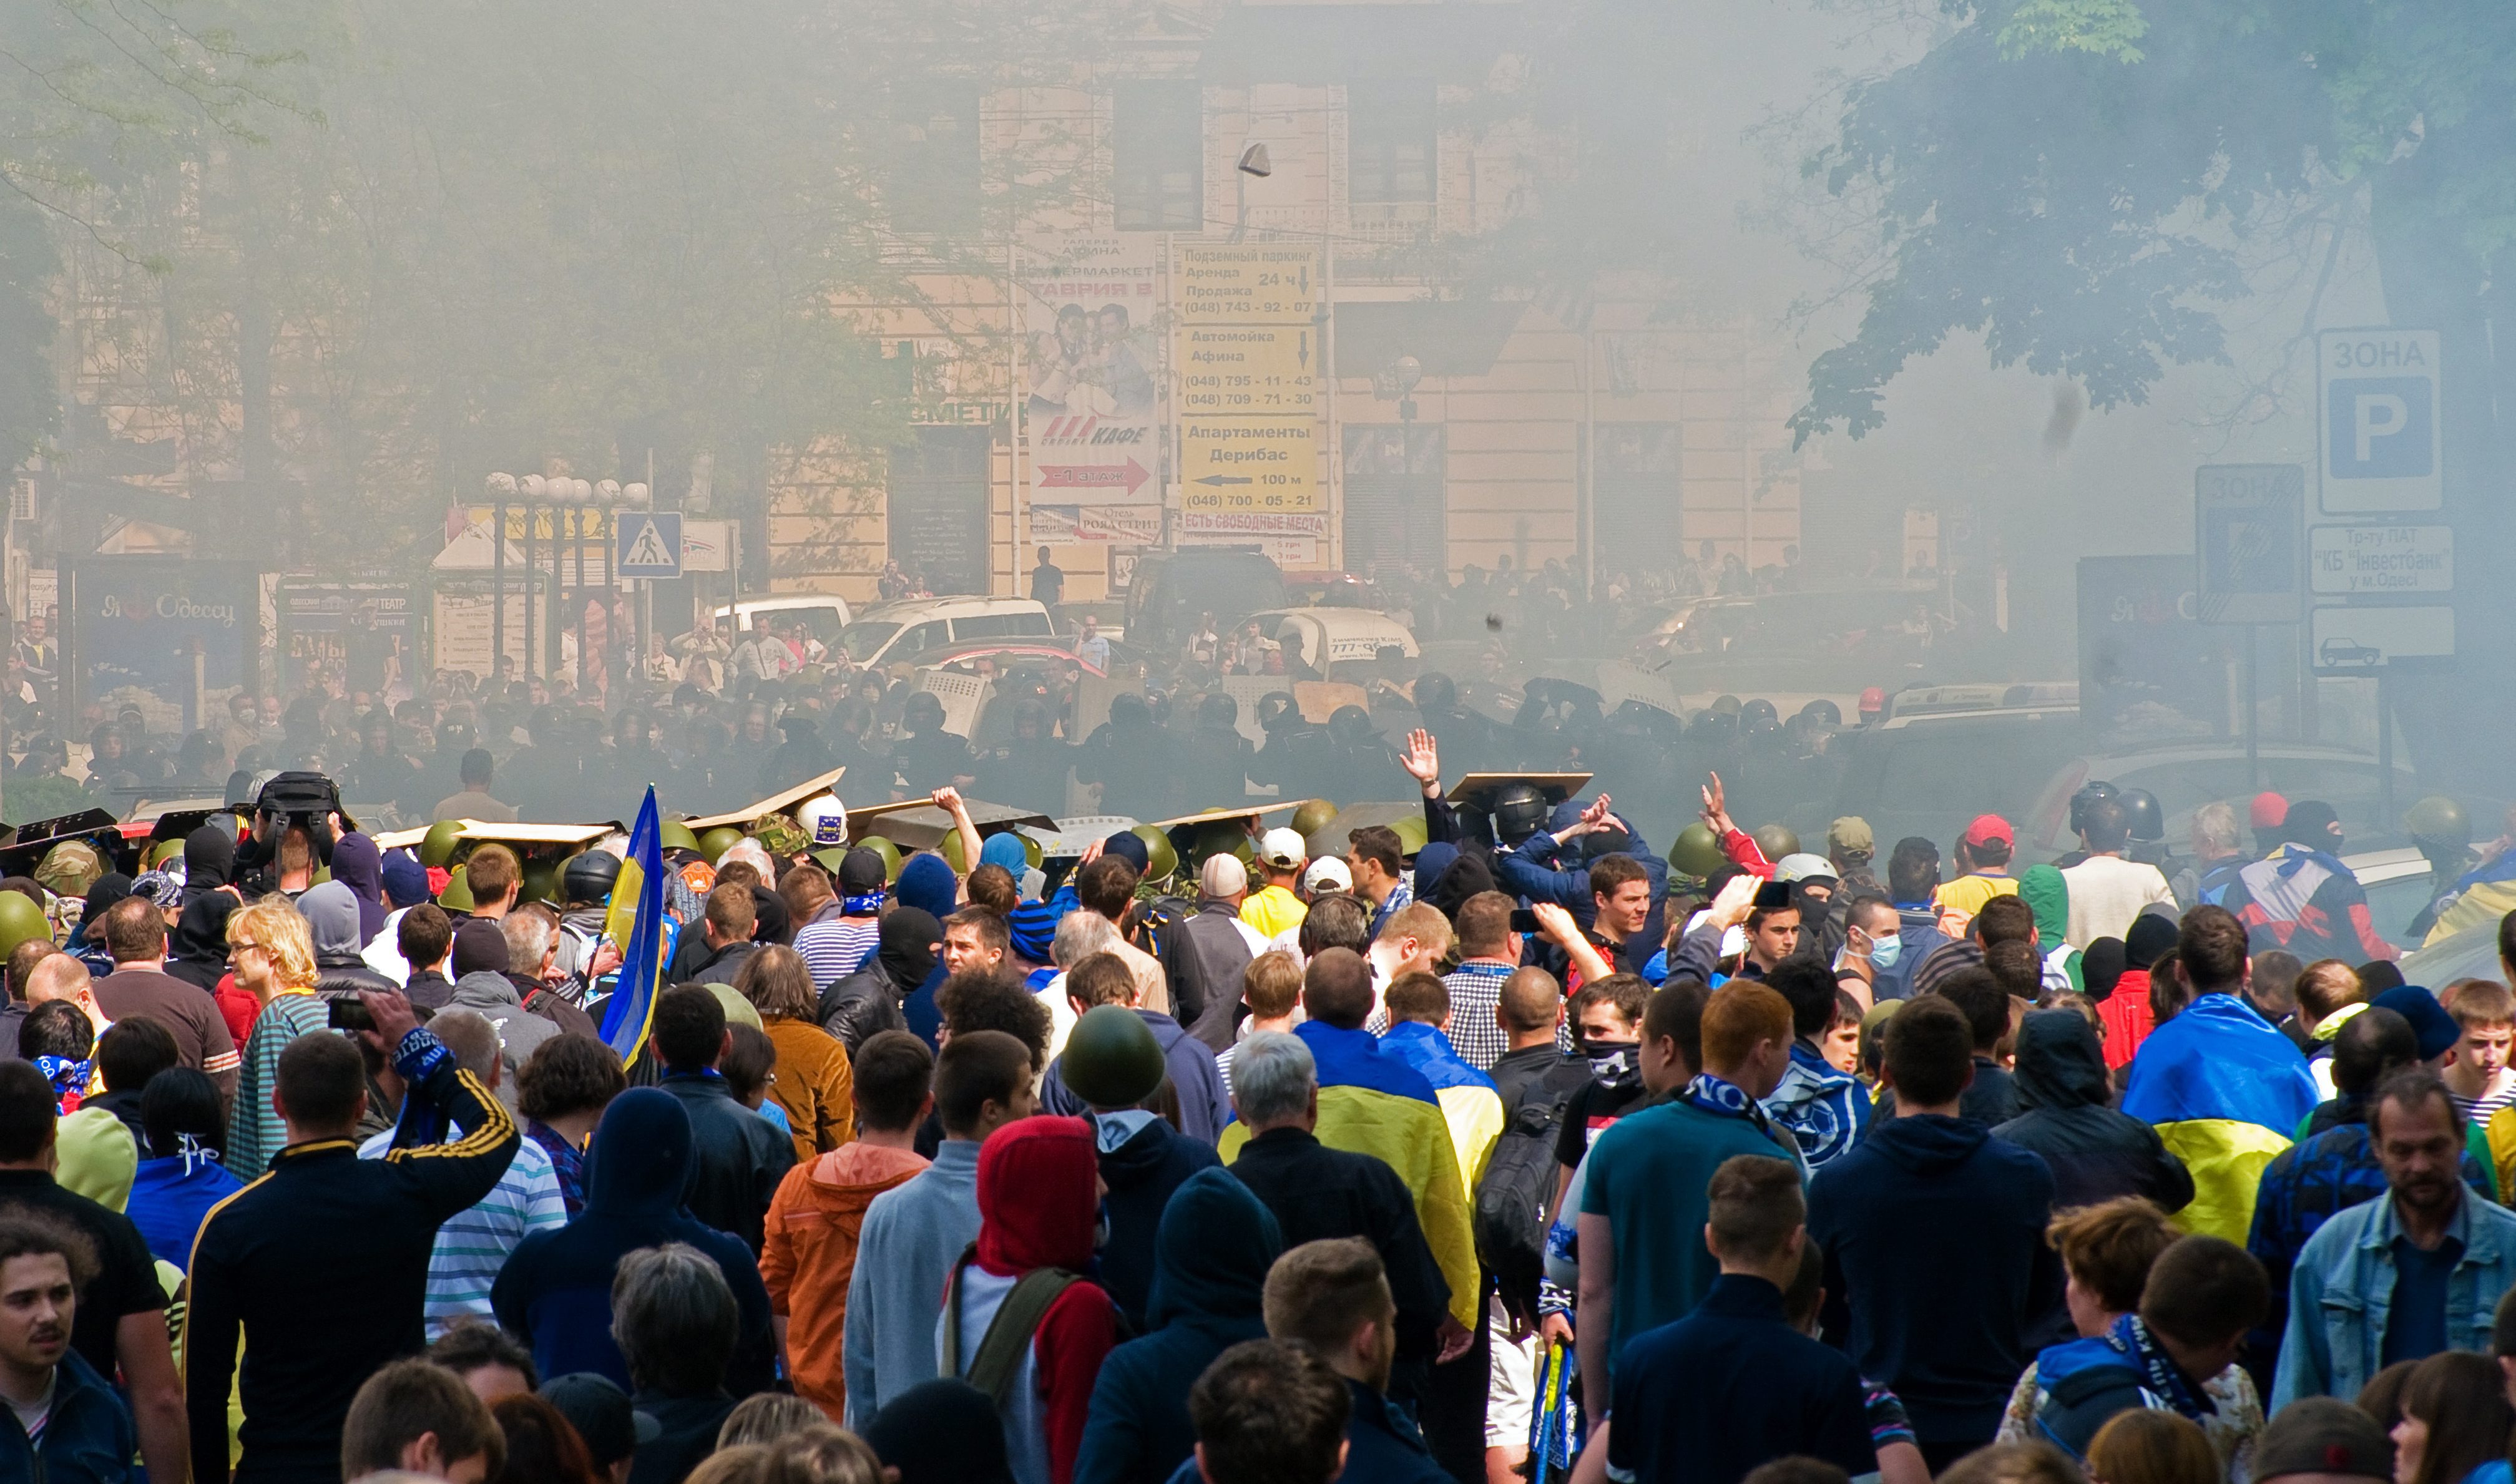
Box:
[62,558,261,728]
[1019,237,1162,509]
[1175,245,1323,541]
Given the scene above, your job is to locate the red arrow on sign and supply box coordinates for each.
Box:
[1037,459,1150,497]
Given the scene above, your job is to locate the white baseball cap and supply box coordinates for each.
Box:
[1302,856,1353,893]
[1258,827,1309,870]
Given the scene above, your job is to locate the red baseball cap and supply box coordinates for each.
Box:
[1962,814,2012,849]
[2250,791,2289,829]
[1858,686,1886,714]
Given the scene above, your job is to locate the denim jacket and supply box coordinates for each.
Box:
[2269,1186,2516,1410]
[0,1347,139,1483]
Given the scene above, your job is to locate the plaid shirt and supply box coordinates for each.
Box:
[1442,960,1516,1072]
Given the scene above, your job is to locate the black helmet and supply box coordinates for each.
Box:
[1257,692,1300,734]
[2068,780,2120,837]
[562,849,623,904]
[1414,671,1458,715]
[1799,698,1843,727]
[1199,691,1239,730]
[903,691,946,730]
[1327,705,1376,744]
[1741,698,1779,728]
[2118,788,2165,842]
[1492,783,1549,846]
[1109,693,1152,728]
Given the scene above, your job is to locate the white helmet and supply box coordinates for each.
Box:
[797,793,849,849]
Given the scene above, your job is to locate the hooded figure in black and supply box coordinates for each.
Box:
[1074,693,1178,821]
[167,892,240,992]
[817,906,937,1053]
[976,700,1074,818]
[1992,1009,2194,1343]
[1178,691,1257,808]
[1072,1167,1285,1484]
[489,1086,775,1397]
[180,824,235,905]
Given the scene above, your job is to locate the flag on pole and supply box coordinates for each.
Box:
[600,785,668,1064]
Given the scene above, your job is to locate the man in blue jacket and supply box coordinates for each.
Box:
[0,1206,137,1483]
[491,1085,776,1399]
[1807,995,2062,1471]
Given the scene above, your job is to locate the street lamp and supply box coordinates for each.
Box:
[1231,142,1272,243]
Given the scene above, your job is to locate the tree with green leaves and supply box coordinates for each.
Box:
[1783,0,2516,779]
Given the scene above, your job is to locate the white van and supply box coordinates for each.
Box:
[833,596,1059,670]
[713,595,854,647]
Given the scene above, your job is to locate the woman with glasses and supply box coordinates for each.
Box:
[223,897,330,1177]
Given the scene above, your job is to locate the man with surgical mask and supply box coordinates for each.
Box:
[1834,895,1901,1010]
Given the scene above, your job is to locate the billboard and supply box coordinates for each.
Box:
[62,558,262,729]
[1176,245,1326,544]
[2076,555,2245,735]
[1019,237,1161,510]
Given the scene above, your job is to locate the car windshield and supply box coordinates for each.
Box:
[838,620,901,662]
[2362,871,2435,949]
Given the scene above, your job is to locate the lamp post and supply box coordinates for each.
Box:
[481,472,645,696]
[1231,142,1271,244]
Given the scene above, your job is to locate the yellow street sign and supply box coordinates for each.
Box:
[1177,324,1318,416]
[1181,417,1319,512]
[1176,247,1320,323]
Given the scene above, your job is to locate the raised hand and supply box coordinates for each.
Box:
[1401,728,1441,794]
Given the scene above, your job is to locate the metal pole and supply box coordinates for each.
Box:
[2377,672,2396,831]
[573,509,588,701]
[2244,624,2259,790]
[1580,327,1595,595]
[492,499,507,678]
[522,500,537,681]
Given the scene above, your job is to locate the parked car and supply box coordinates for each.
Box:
[833,597,1057,670]
[1123,547,1288,655]
[2015,743,2421,862]
[713,595,853,645]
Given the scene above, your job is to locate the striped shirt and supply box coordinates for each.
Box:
[1441,960,1517,1072]
[225,992,333,1179]
[796,917,881,989]
[359,1121,566,1337]
[2452,1073,2516,1129]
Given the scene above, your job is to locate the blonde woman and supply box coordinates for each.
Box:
[223,896,332,1177]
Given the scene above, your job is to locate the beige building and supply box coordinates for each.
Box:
[769,1,1803,608]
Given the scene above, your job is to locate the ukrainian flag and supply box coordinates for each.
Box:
[2121,993,2319,1244]
[2422,853,2516,948]
[600,786,669,1065]
[1219,1022,1482,1329]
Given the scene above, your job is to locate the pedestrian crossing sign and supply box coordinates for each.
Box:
[615,512,683,578]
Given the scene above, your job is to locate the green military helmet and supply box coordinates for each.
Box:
[438,864,476,913]
[1060,1004,1168,1110]
[419,819,465,869]
[0,891,51,960]
[1290,798,1339,837]
[941,830,969,874]
[1709,695,1743,716]
[698,826,744,864]
[1190,822,1245,866]
[2405,795,2469,846]
[810,847,851,877]
[1670,822,1726,879]
[1391,815,1429,857]
[1751,823,1801,862]
[858,835,904,882]
[1022,834,1045,871]
[1131,825,1178,884]
[660,819,702,855]
[146,838,185,871]
[520,859,559,905]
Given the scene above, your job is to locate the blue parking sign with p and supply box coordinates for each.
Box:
[2318,329,2441,512]
[2328,377,2432,478]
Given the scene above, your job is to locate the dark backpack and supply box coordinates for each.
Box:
[1476,1092,1571,1324]
[2029,1337,2165,1460]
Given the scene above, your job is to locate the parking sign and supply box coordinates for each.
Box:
[2319,328,2442,512]
[2194,464,2303,625]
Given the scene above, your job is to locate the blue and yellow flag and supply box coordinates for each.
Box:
[2121,993,2318,1242]
[599,786,668,1064]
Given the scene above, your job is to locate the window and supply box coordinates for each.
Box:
[886,427,991,595]
[1592,424,1682,582]
[952,613,1029,640]
[1343,424,1445,575]
[1348,81,1436,206]
[1115,81,1203,232]
[889,83,981,237]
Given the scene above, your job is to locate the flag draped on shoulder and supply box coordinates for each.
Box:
[600,786,669,1065]
[2120,993,2318,1243]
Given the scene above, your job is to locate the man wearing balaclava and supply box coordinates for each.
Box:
[2221,799,2399,965]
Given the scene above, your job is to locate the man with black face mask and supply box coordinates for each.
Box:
[2223,799,2400,965]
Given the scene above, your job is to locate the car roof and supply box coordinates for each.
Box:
[852,596,1049,622]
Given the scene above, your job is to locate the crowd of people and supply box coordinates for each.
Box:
[0,705,2510,1484]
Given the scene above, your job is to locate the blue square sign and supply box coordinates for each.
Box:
[2318,329,2441,512]
[615,511,683,578]
[2327,376,2432,479]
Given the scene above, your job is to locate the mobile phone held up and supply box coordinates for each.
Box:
[327,997,374,1033]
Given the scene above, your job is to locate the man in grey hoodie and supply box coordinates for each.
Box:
[301,881,399,997]
[841,1028,1035,1428]
[444,919,557,1106]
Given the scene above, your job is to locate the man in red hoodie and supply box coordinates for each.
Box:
[941,1114,1120,1484]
